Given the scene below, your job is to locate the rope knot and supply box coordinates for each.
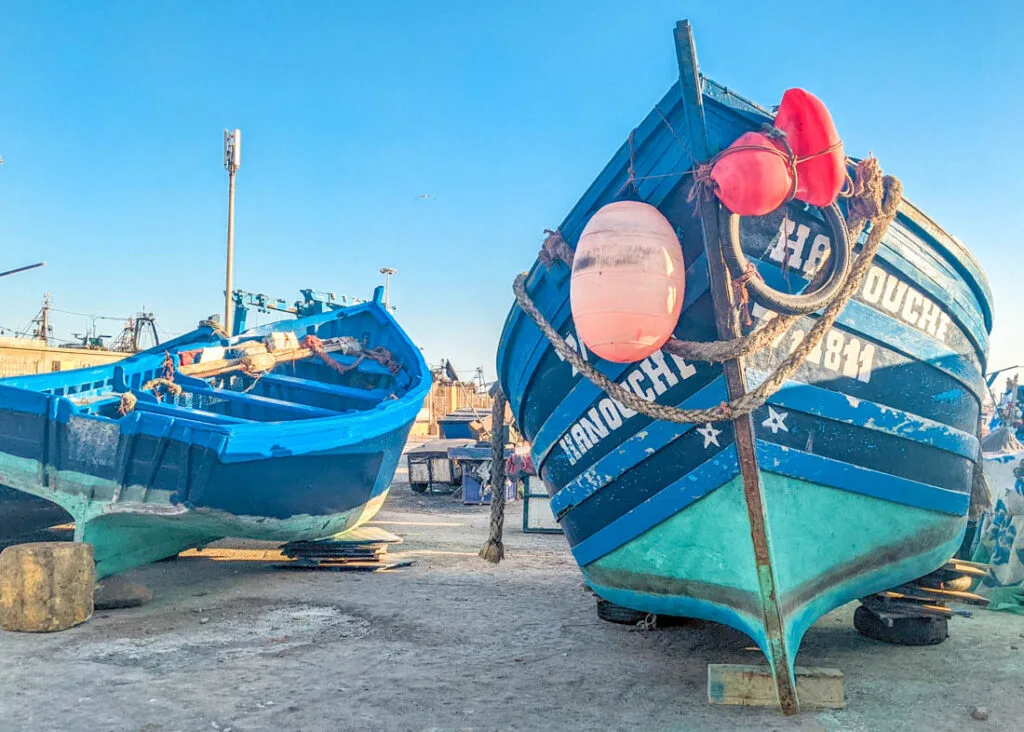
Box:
[686,162,716,210]
[731,263,763,325]
[847,156,884,223]
[538,229,573,269]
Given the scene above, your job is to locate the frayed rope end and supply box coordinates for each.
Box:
[479,541,504,564]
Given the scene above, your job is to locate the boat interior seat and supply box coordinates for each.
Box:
[258,373,389,403]
[131,399,251,425]
[180,382,338,420]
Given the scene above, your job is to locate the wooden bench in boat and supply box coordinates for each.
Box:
[181,383,338,420]
[258,373,389,405]
[131,400,251,425]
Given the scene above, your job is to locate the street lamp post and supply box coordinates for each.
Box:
[379,267,397,309]
[224,129,242,334]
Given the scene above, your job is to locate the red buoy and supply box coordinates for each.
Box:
[570,201,685,364]
[773,88,845,207]
[710,131,794,216]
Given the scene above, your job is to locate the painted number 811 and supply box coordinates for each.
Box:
[786,329,875,383]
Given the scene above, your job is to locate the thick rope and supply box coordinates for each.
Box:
[140,377,183,403]
[479,388,508,564]
[117,391,137,416]
[302,335,402,376]
[969,413,992,521]
[513,160,902,425]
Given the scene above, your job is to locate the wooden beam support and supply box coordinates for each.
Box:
[708,664,845,710]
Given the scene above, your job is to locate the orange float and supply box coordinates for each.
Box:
[773,88,845,207]
[709,131,794,216]
[570,201,685,364]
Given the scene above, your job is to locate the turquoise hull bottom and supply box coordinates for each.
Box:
[580,473,964,703]
[76,486,392,578]
[0,428,406,578]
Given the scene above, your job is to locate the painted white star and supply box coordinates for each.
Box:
[697,423,722,448]
[762,407,790,435]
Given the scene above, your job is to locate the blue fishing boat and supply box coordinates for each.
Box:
[0,286,430,578]
[495,22,992,712]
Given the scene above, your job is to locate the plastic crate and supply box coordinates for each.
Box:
[462,473,517,505]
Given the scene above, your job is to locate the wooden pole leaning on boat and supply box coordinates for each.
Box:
[178,345,317,379]
[511,157,903,426]
[479,388,508,564]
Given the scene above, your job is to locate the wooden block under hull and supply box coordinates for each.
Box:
[0,542,94,632]
[708,664,845,710]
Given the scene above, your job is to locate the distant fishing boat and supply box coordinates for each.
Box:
[0,286,429,577]
[496,22,992,712]
[438,407,487,439]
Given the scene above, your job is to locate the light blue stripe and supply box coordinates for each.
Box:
[531,364,633,469]
[878,228,988,357]
[837,301,985,398]
[550,377,729,516]
[760,379,979,460]
[754,263,985,397]
[755,440,969,516]
[572,445,740,566]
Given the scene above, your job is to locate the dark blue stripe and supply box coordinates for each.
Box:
[755,440,969,516]
[571,444,740,566]
[551,377,729,515]
[759,379,979,460]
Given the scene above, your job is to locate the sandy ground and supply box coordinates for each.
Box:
[2,462,1024,731]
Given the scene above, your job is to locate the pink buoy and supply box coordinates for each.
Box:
[773,88,845,207]
[710,131,794,216]
[570,201,685,364]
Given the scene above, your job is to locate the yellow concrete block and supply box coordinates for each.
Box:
[0,542,94,632]
[708,664,845,710]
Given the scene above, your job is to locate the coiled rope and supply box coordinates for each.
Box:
[511,158,902,425]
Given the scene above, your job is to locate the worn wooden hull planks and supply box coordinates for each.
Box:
[0,294,431,578]
[495,21,992,712]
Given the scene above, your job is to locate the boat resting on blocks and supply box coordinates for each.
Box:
[0,287,430,578]
[495,21,992,713]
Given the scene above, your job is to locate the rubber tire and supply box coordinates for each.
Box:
[854,604,948,646]
[724,202,851,316]
[410,483,428,494]
[596,599,650,626]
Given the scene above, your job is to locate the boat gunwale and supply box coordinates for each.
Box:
[0,300,432,450]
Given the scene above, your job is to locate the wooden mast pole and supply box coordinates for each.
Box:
[672,20,799,715]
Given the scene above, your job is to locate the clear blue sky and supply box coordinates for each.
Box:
[1,2,1022,381]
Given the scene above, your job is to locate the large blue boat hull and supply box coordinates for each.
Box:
[496,26,991,710]
[0,297,430,577]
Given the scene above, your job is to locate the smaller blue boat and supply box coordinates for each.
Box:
[0,287,430,577]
